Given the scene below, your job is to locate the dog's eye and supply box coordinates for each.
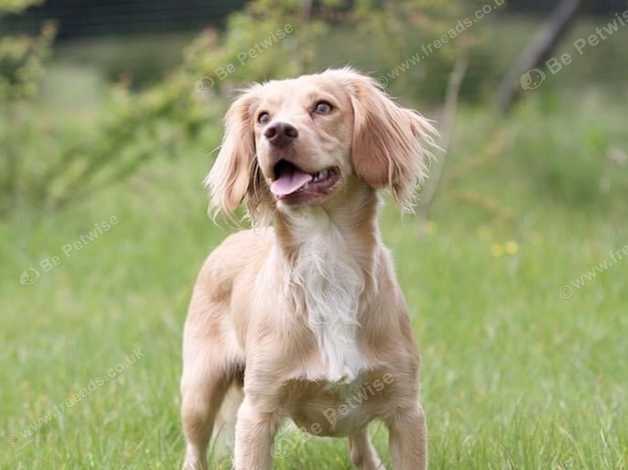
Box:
[313,101,333,115]
[257,112,271,125]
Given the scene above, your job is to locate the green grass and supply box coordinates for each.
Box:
[2,88,628,469]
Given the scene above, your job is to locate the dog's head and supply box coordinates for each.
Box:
[206,68,436,223]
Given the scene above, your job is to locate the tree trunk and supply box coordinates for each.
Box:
[417,54,468,225]
[497,0,582,114]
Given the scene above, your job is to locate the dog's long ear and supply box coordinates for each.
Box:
[205,90,258,219]
[342,70,437,210]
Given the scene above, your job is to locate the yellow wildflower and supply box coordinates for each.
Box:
[505,241,519,255]
[491,243,504,257]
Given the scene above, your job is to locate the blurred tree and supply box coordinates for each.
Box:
[498,0,582,113]
[0,0,40,13]
[0,2,53,101]
[0,0,215,214]
[0,0,55,213]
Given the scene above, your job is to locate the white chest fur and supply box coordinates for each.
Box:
[288,211,367,382]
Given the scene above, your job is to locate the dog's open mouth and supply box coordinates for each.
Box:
[270,160,340,201]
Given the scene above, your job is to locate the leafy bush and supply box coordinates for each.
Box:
[0,1,217,214]
[1,0,54,214]
[0,70,220,213]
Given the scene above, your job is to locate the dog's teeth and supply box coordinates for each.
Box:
[310,170,330,184]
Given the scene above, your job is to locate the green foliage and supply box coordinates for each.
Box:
[0,23,54,101]
[0,69,219,213]
[0,4,215,214]
[1,0,56,213]
[182,1,328,91]
[0,0,41,14]
[0,0,52,102]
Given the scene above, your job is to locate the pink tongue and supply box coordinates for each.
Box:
[270,169,312,196]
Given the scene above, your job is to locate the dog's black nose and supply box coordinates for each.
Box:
[264,122,298,147]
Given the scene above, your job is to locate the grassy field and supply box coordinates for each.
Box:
[2,84,628,469]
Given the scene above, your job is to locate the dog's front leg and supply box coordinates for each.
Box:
[387,404,427,470]
[234,397,278,470]
[348,429,385,470]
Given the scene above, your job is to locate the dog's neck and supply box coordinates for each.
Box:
[273,182,380,381]
[274,181,380,283]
